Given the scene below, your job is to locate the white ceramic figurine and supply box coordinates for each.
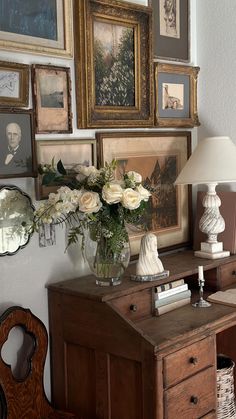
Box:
[136,233,164,276]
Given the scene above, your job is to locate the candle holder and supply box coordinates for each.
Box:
[192,266,211,308]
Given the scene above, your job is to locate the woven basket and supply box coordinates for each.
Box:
[217,354,236,419]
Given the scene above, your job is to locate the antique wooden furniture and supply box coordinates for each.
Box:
[48,251,236,419]
[0,306,78,419]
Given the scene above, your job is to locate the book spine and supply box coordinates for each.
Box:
[154,290,191,308]
[154,297,191,316]
[155,278,184,293]
[155,283,188,300]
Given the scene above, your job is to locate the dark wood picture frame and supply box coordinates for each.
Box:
[0,108,37,179]
[0,61,29,107]
[153,0,190,62]
[32,64,72,134]
[96,130,192,256]
[74,0,154,128]
[155,63,200,128]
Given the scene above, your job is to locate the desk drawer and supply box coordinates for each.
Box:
[164,367,216,419]
[110,289,152,321]
[163,336,215,388]
[219,261,236,288]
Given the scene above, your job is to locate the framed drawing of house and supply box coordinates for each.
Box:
[96,131,192,256]
[74,0,154,128]
[0,0,73,57]
[0,61,29,107]
[153,0,189,61]
[155,63,200,127]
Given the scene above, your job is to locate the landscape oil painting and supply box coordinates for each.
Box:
[94,19,135,107]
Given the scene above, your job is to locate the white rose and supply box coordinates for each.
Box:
[136,184,151,202]
[122,188,142,210]
[102,182,123,204]
[78,191,102,213]
[76,165,99,177]
[127,171,142,183]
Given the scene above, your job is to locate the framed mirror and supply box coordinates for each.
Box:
[0,185,34,256]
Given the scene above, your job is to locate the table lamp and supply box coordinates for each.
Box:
[175,136,236,259]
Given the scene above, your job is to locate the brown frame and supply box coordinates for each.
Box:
[74,0,154,128]
[0,61,29,107]
[155,63,200,128]
[0,108,37,179]
[32,64,72,134]
[96,130,192,256]
[35,138,97,200]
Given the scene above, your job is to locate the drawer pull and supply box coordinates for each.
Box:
[190,396,198,405]
[130,304,137,312]
[232,270,236,276]
[189,356,198,365]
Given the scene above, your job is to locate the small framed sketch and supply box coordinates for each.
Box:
[74,0,153,128]
[32,64,72,134]
[96,131,192,257]
[0,61,29,107]
[0,109,36,178]
[153,0,189,61]
[155,63,200,128]
[0,0,73,57]
[35,139,97,200]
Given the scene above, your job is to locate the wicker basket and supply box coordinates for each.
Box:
[217,354,236,419]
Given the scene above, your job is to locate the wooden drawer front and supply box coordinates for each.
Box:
[163,336,215,388]
[164,367,216,419]
[110,289,152,321]
[219,262,236,288]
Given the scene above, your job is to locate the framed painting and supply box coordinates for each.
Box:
[74,0,154,128]
[0,0,73,57]
[96,131,192,256]
[35,139,97,200]
[0,109,37,179]
[155,63,200,127]
[32,64,72,134]
[0,61,29,107]
[153,0,189,61]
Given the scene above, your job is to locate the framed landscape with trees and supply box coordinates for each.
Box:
[74,0,153,128]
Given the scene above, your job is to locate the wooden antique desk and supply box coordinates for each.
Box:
[48,251,236,419]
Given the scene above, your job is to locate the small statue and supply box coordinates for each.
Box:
[136,233,164,276]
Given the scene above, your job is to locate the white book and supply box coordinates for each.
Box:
[155,297,191,316]
[155,283,188,300]
[154,289,191,308]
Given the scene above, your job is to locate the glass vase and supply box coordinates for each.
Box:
[84,233,130,286]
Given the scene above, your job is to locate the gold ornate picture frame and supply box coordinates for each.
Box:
[0,61,29,107]
[96,131,192,256]
[32,64,72,134]
[155,63,200,128]
[0,0,73,57]
[74,0,154,128]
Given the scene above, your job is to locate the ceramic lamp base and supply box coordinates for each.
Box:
[195,241,230,259]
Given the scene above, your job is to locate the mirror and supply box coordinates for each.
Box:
[0,186,34,255]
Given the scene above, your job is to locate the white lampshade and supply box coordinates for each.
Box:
[175,136,236,185]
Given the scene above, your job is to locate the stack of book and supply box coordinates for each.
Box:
[154,279,191,316]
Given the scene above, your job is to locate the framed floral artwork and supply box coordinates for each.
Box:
[153,0,190,62]
[0,61,29,107]
[32,64,72,134]
[96,131,192,256]
[74,0,154,128]
[35,139,97,200]
[155,63,200,127]
[0,109,36,179]
[0,0,73,57]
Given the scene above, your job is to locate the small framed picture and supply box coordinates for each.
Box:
[0,109,36,178]
[153,0,189,62]
[155,63,200,128]
[35,138,97,200]
[96,131,192,256]
[32,64,72,134]
[0,61,29,107]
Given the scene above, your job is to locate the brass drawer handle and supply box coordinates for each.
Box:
[130,304,137,312]
[190,396,198,405]
[189,357,198,365]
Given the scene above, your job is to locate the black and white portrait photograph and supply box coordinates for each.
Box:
[0,109,36,178]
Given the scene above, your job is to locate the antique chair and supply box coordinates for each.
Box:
[0,306,78,419]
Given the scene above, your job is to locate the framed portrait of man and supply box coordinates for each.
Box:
[0,109,37,178]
